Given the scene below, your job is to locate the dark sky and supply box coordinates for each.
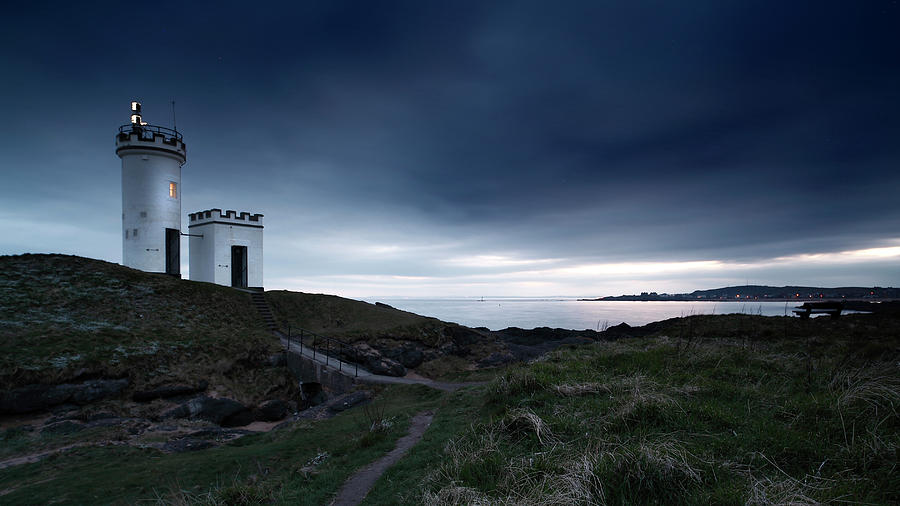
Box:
[2,1,899,296]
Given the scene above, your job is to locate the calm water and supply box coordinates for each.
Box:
[361,298,800,331]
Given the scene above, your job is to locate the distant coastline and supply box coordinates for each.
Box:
[579,284,900,303]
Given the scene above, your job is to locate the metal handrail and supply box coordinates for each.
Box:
[118,123,183,141]
[285,325,359,377]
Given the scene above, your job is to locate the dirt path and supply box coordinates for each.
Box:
[0,441,115,470]
[330,411,434,506]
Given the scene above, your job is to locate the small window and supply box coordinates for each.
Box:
[140,211,147,218]
[133,228,138,237]
[169,182,177,198]
[125,230,129,239]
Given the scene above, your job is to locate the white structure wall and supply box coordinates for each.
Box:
[116,123,186,274]
[188,209,264,289]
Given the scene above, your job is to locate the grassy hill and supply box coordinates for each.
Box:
[2,254,898,504]
[266,291,449,344]
[1,254,286,398]
[0,254,497,396]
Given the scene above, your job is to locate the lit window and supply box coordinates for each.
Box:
[169,182,177,198]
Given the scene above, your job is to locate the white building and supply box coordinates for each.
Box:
[188,209,264,289]
[116,101,186,275]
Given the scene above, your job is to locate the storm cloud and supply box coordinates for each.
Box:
[1,1,898,295]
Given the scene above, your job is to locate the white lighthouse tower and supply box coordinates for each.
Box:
[116,101,186,275]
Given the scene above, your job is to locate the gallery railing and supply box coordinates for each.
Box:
[118,123,183,141]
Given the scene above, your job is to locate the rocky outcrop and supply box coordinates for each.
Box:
[132,381,208,402]
[354,344,406,377]
[161,396,290,426]
[276,390,373,428]
[161,395,250,426]
[0,378,129,414]
[257,399,289,422]
[383,346,424,369]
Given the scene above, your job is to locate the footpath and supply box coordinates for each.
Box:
[330,411,434,506]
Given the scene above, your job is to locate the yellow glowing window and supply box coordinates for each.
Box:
[169,182,177,198]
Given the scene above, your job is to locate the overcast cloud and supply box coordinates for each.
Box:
[1,1,898,296]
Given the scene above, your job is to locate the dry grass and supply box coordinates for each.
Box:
[831,365,900,415]
[552,382,609,397]
[502,408,558,446]
[424,406,704,506]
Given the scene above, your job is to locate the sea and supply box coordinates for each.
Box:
[360,298,803,331]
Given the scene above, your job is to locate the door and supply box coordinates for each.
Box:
[165,228,180,276]
[231,246,248,288]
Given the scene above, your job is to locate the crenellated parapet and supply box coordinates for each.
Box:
[189,208,264,227]
[115,124,186,164]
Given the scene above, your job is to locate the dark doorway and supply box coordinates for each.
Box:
[231,245,248,288]
[165,228,180,276]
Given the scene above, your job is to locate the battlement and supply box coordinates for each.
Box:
[188,208,264,228]
[115,124,187,161]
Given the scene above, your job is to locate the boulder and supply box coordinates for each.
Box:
[354,343,406,377]
[384,346,424,369]
[0,379,129,414]
[65,379,129,404]
[162,396,250,425]
[257,399,288,422]
[367,357,406,377]
[222,409,256,427]
[133,381,208,402]
[444,325,482,347]
[163,438,215,453]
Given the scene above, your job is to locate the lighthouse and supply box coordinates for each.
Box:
[116,101,186,275]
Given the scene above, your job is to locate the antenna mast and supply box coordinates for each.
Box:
[171,99,177,134]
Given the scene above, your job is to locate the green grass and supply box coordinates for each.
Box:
[358,315,899,505]
[266,290,447,343]
[0,254,278,395]
[4,254,898,504]
[3,315,897,504]
[0,385,444,504]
